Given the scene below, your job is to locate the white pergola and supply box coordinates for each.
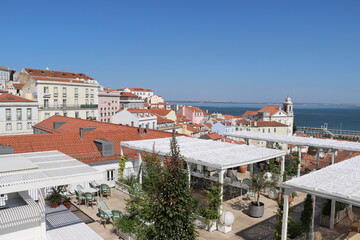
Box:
[0,151,104,240]
[281,155,360,240]
[225,131,360,230]
[121,136,286,204]
[0,150,104,195]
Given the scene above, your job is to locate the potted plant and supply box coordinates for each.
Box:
[238,165,247,173]
[114,215,139,240]
[203,182,222,232]
[62,196,71,209]
[249,172,277,218]
[46,191,62,208]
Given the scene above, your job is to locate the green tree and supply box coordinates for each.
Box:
[300,194,313,239]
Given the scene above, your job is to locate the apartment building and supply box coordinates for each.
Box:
[98,91,120,122]
[19,68,100,121]
[0,66,11,90]
[112,108,157,129]
[119,87,154,100]
[0,93,38,135]
[119,92,144,109]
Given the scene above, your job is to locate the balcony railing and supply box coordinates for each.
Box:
[80,104,98,109]
[43,93,51,98]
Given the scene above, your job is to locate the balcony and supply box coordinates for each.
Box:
[80,104,98,109]
[86,116,97,120]
[43,93,51,98]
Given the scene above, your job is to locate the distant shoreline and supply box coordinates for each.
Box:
[168,100,360,107]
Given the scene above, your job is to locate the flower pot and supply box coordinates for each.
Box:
[239,165,247,173]
[280,194,294,203]
[249,201,264,218]
[63,202,71,209]
[51,202,58,208]
[268,188,279,200]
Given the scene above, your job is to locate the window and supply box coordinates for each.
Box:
[27,108,32,120]
[274,128,276,133]
[55,112,59,115]
[85,88,89,98]
[44,113,50,119]
[27,122,32,129]
[54,87,58,97]
[63,99,67,107]
[62,87,67,97]
[268,128,270,133]
[91,111,94,117]
[6,123,12,131]
[6,108,11,121]
[17,122,22,130]
[74,88,78,98]
[90,89,94,98]
[16,108,22,120]
[131,121,134,127]
[74,99,78,106]
[75,112,79,118]
[44,99,49,107]
[86,111,89,118]
[54,99,58,107]
[63,112,67,117]
[44,86,49,93]
[86,99,89,105]
[106,169,115,181]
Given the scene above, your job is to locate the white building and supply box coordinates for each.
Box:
[112,108,157,129]
[242,97,294,135]
[0,66,11,90]
[0,93,38,135]
[119,87,154,100]
[19,68,100,121]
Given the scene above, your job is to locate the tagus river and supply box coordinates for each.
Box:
[171,102,360,131]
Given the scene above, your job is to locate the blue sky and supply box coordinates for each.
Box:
[1,1,359,104]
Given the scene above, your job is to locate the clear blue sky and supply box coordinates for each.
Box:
[2,1,359,104]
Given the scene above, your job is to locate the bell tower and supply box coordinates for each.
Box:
[283,96,293,116]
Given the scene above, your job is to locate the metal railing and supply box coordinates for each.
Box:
[39,104,98,110]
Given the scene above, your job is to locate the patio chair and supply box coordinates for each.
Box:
[84,192,97,207]
[100,184,111,198]
[348,209,360,232]
[111,210,123,228]
[99,200,113,217]
[98,208,112,227]
[74,190,86,205]
[228,171,240,183]
[90,181,100,190]
[76,185,83,192]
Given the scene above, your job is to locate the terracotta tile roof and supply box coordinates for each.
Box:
[0,93,35,102]
[204,123,212,128]
[253,121,288,127]
[258,105,281,116]
[148,109,171,116]
[186,106,203,113]
[120,92,139,98]
[242,110,258,116]
[12,83,24,90]
[205,132,223,140]
[236,119,249,125]
[0,66,9,71]
[155,114,174,124]
[223,115,237,120]
[24,68,94,80]
[186,125,200,133]
[0,89,8,93]
[128,88,153,92]
[8,116,174,164]
[176,114,191,123]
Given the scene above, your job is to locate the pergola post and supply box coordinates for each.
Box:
[186,162,191,186]
[316,148,320,170]
[297,145,302,177]
[38,188,46,239]
[280,156,285,182]
[310,195,316,240]
[218,169,226,213]
[281,188,291,240]
[330,149,336,229]
[137,151,143,184]
[120,146,124,155]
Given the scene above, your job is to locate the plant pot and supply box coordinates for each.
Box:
[51,202,58,208]
[249,201,264,218]
[268,188,279,200]
[205,221,217,232]
[63,202,71,209]
[280,194,294,203]
[239,165,247,173]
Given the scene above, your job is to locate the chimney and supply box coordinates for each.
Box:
[145,124,149,133]
[53,121,66,129]
[80,127,96,139]
[138,125,143,136]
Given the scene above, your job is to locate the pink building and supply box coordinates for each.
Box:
[98,91,120,122]
[177,106,205,124]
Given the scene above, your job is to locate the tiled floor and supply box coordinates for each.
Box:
[72,186,306,240]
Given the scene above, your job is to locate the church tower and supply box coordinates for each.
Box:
[283,96,294,116]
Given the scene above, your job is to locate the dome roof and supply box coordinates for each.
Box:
[285,96,292,102]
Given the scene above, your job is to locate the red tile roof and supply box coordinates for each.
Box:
[0,66,9,71]
[236,119,249,125]
[8,116,174,164]
[155,114,174,124]
[186,106,203,113]
[128,87,153,92]
[222,115,237,120]
[0,89,8,93]
[24,68,94,80]
[32,77,87,84]
[258,105,281,116]
[148,108,171,116]
[12,83,24,90]
[120,92,139,98]
[205,132,223,140]
[242,110,258,116]
[0,93,35,102]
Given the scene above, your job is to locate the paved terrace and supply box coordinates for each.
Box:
[70,187,307,240]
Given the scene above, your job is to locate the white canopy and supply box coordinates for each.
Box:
[283,155,360,206]
[224,131,360,152]
[121,136,285,170]
[0,151,104,194]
